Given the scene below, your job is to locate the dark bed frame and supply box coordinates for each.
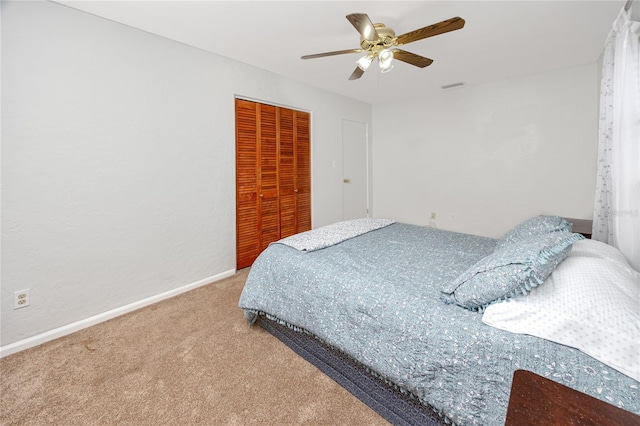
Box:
[257,315,447,426]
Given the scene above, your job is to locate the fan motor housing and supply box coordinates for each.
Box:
[360,23,397,49]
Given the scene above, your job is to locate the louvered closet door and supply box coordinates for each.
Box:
[296,111,311,233]
[279,108,297,239]
[236,99,311,269]
[258,104,280,250]
[236,99,259,269]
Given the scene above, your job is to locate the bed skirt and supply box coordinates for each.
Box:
[257,315,447,426]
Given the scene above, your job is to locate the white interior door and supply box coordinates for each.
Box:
[342,120,368,220]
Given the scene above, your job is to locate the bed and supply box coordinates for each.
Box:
[238,216,640,425]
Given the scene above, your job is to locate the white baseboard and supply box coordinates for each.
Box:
[0,269,237,358]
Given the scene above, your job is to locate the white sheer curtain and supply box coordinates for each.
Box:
[592,6,640,271]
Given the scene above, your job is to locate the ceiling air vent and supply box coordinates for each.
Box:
[441,82,465,89]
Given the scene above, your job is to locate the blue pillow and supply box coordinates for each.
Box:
[441,232,584,311]
[495,215,572,250]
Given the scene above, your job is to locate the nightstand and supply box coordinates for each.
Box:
[564,217,592,239]
[506,370,640,425]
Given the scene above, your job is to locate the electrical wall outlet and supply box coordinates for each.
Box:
[14,289,30,309]
[430,212,437,220]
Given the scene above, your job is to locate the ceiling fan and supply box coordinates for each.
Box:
[301,13,465,80]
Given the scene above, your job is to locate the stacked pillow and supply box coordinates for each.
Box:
[494,215,573,249]
[482,239,640,381]
[442,215,639,381]
[441,215,583,311]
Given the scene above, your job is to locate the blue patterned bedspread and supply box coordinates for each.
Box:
[238,223,640,425]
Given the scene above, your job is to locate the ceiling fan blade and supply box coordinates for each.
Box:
[346,13,379,41]
[301,48,363,60]
[396,17,465,45]
[392,49,433,68]
[349,66,365,80]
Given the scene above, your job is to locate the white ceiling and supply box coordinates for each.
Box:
[55,1,625,105]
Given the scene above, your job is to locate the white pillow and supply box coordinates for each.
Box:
[568,239,636,273]
[482,241,640,381]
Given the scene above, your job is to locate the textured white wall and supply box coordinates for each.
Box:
[1,1,371,348]
[372,64,599,238]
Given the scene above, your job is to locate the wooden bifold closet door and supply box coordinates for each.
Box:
[235,99,311,269]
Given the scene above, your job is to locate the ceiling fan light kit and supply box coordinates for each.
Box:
[356,53,374,71]
[301,13,465,80]
[378,49,394,73]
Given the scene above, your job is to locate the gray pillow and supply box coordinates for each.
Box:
[495,215,572,250]
[441,232,584,311]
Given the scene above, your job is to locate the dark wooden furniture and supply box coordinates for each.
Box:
[564,217,593,239]
[235,98,311,269]
[506,370,640,426]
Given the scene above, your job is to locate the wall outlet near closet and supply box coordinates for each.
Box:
[430,212,437,220]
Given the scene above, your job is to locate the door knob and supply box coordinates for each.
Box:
[343,178,351,183]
